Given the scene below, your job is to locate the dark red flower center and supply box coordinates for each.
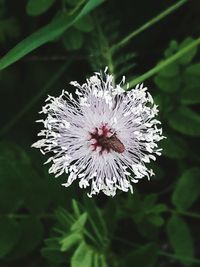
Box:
[89,124,125,154]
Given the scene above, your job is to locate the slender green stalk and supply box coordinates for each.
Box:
[159,251,200,264]
[169,209,200,220]
[112,0,188,52]
[0,61,71,137]
[128,37,200,87]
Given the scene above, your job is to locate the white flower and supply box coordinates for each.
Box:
[32,69,164,197]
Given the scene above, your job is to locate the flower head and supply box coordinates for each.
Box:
[32,70,164,197]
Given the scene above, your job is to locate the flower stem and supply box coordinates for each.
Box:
[128,37,200,87]
[112,0,188,52]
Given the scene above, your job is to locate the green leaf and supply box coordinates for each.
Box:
[71,242,93,267]
[151,204,167,213]
[167,215,194,266]
[123,243,158,267]
[83,197,107,239]
[184,63,200,87]
[93,253,107,267]
[8,217,44,259]
[168,106,200,136]
[178,37,198,65]
[0,218,21,259]
[98,254,108,267]
[154,75,181,92]
[60,233,82,252]
[71,212,87,232]
[164,40,178,57]
[26,0,55,16]
[62,28,83,51]
[161,134,188,159]
[185,63,200,76]
[74,15,94,32]
[148,214,164,227]
[72,199,81,217]
[41,238,67,263]
[181,86,200,105]
[0,143,30,212]
[181,63,200,104]
[172,167,200,211]
[158,62,179,77]
[0,0,104,70]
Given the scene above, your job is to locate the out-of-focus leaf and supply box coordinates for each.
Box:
[148,214,164,227]
[26,0,55,16]
[181,86,200,105]
[98,254,108,267]
[185,63,200,76]
[123,243,158,267]
[62,28,83,51]
[178,37,198,65]
[71,212,87,232]
[55,207,73,230]
[161,134,188,159]
[41,237,67,263]
[184,63,200,88]
[83,197,107,240]
[154,75,181,92]
[0,0,104,70]
[172,167,200,211]
[168,106,200,136]
[0,143,30,212]
[8,217,44,259]
[151,204,167,213]
[0,218,21,259]
[167,215,194,266]
[74,15,94,32]
[0,18,20,43]
[71,242,93,267]
[60,233,82,252]
[181,63,200,104]
[158,62,179,77]
[164,40,178,57]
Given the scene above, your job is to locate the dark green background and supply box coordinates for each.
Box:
[0,0,200,266]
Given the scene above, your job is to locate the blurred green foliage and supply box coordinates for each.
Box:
[0,0,200,266]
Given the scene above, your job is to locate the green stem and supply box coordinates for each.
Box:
[112,0,188,52]
[159,251,200,264]
[169,209,200,220]
[128,37,200,87]
[0,61,71,137]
